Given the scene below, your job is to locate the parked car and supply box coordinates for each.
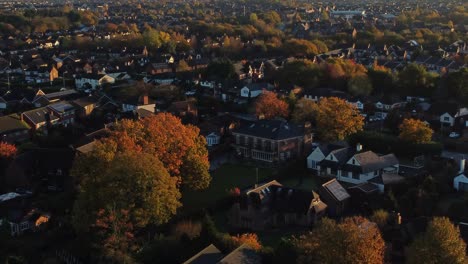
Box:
[449,132,460,138]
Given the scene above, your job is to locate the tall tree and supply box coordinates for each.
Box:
[294,217,385,264]
[407,217,466,264]
[110,114,211,190]
[255,91,289,119]
[315,97,364,141]
[398,63,438,96]
[348,75,373,96]
[291,98,318,123]
[72,144,181,233]
[93,207,136,263]
[399,118,433,144]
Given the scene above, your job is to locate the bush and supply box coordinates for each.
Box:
[172,220,202,240]
[370,209,390,228]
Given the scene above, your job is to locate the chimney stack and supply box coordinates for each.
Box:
[356,143,362,152]
[140,95,149,105]
[460,159,466,174]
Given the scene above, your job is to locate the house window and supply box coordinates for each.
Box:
[329,155,333,161]
[236,135,240,144]
[374,170,379,176]
[352,172,360,179]
[341,171,348,177]
[352,159,355,165]
[310,160,317,169]
[443,116,450,122]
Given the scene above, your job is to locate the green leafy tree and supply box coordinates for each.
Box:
[407,217,466,264]
[206,58,235,80]
[348,75,373,96]
[292,98,318,123]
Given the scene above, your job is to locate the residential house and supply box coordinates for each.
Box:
[232,119,312,163]
[319,179,350,216]
[21,107,60,131]
[47,101,76,126]
[427,102,468,127]
[375,98,406,119]
[308,143,400,187]
[75,73,115,90]
[183,244,260,264]
[240,83,274,98]
[230,181,327,230]
[166,100,198,123]
[9,208,50,236]
[454,159,468,192]
[72,96,99,117]
[122,95,156,113]
[0,114,30,143]
[146,63,174,75]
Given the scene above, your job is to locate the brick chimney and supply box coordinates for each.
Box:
[140,95,149,105]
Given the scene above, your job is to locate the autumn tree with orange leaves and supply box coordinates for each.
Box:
[72,144,181,233]
[399,118,433,144]
[94,206,137,263]
[109,113,211,190]
[255,91,289,119]
[0,142,16,192]
[315,97,364,141]
[231,233,262,251]
[0,142,17,158]
[293,216,385,264]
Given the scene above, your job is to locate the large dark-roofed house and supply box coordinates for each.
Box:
[229,180,327,230]
[232,119,312,163]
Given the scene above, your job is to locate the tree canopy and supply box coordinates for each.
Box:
[255,91,289,119]
[293,216,385,264]
[407,217,466,264]
[399,118,433,144]
[315,97,364,141]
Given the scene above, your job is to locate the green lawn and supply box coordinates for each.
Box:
[280,175,319,191]
[181,164,274,213]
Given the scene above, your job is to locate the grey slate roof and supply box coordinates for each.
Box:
[0,114,30,134]
[232,119,303,140]
[22,107,59,125]
[183,244,223,264]
[218,244,261,264]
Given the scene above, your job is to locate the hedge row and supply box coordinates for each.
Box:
[348,131,443,157]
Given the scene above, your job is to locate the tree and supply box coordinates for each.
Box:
[292,98,318,123]
[447,68,468,104]
[284,39,319,57]
[93,206,136,263]
[0,142,17,158]
[370,209,390,228]
[398,63,438,96]
[231,233,262,251]
[255,91,289,119]
[205,58,235,80]
[176,59,191,72]
[110,114,211,190]
[407,217,466,264]
[399,118,433,144]
[294,217,385,264]
[348,75,373,96]
[315,97,364,141]
[72,145,181,233]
